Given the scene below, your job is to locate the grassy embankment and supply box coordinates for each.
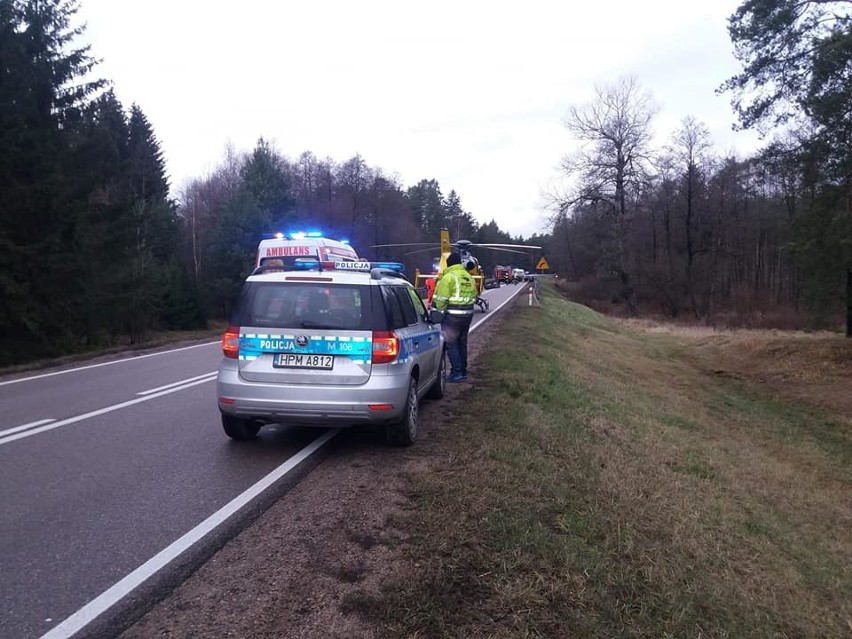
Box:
[353,281,852,638]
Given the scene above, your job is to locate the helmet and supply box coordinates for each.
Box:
[463,256,479,271]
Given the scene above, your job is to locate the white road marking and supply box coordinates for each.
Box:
[0,377,216,447]
[471,285,526,334]
[0,418,56,438]
[0,341,220,387]
[39,428,339,639]
[137,372,217,395]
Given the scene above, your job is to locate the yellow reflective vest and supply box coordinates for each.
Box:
[433,264,477,315]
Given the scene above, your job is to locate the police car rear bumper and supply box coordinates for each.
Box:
[216,367,410,425]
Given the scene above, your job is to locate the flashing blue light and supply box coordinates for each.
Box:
[275,232,285,239]
[330,261,405,273]
[264,258,404,274]
[289,232,306,240]
[306,231,323,238]
[291,257,322,270]
[339,238,350,245]
[371,261,405,273]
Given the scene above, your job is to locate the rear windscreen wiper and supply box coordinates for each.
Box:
[298,320,336,329]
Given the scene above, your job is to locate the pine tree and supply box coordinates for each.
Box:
[70,90,132,343]
[0,0,106,363]
[408,179,446,234]
[127,105,169,201]
[723,0,852,334]
[444,190,478,240]
[240,137,294,231]
[199,138,296,317]
[121,104,189,341]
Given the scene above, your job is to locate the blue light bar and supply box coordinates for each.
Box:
[289,232,306,240]
[262,258,404,274]
[289,258,322,270]
[306,231,323,238]
[371,261,405,273]
[330,261,406,273]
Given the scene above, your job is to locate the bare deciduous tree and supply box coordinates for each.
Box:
[559,76,657,314]
[670,116,713,316]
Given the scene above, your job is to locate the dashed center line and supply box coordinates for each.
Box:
[0,377,216,447]
[137,372,217,395]
[0,418,57,439]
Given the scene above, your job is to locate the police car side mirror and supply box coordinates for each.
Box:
[428,309,443,324]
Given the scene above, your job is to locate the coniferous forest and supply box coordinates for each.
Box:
[1,0,849,366]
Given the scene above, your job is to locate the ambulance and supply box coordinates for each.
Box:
[255,232,359,268]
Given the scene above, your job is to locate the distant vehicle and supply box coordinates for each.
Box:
[512,268,526,283]
[494,265,512,285]
[255,231,358,268]
[217,259,445,446]
[483,277,500,290]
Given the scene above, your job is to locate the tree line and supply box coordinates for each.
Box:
[548,1,851,336]
[4,0,848,368]
[180,147,531,322]
[0,0,531,366]
[1,0,202,365]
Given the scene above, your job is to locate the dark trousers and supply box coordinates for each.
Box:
[442,313,473,376]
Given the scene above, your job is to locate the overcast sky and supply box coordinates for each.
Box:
[75,0,762,238]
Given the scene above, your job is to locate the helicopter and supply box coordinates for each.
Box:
[371,229,541,312]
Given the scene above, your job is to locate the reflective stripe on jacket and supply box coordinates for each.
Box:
[433,264,478,314]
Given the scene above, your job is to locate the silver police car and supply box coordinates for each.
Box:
[216,260,446,446]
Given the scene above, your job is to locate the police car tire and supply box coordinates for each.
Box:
[386,377,418,447]
[425,349,446,400]
[222,415,261,441]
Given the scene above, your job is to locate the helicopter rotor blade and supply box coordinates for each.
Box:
[371,242,439,249]
[404,246,443,256]
[467,246,533,255]
[472,243,542,250]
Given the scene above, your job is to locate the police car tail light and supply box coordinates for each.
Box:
[222,326,240,359]
[371,330,399,364]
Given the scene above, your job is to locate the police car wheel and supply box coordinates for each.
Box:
[222,415,261,441]
[425,349,446,400]
[386,377,418,446]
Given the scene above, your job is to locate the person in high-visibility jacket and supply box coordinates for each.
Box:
[432,252,478,382]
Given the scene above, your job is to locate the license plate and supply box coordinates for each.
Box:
[273,353,334,369]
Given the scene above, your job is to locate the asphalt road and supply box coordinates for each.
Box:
[0,282,527,639]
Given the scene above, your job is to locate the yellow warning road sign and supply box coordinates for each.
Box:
[536,257,550,271]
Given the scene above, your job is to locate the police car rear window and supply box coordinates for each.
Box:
[232,282,388,331]
[389,286,419,327]
[382,286,406,330]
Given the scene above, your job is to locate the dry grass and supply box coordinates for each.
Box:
[350,283,852,638]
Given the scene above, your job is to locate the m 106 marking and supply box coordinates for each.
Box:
[258,339,356,352]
